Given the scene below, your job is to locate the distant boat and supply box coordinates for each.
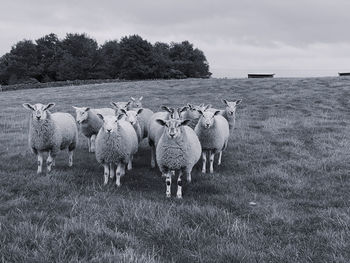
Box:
[338,72,350,76]
[248,73,275,78]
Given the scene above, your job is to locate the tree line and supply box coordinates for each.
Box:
[0,33,211,85]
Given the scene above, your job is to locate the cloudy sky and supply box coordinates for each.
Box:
[1,0,350,78]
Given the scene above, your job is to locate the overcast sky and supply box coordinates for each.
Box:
[1,0,350,78]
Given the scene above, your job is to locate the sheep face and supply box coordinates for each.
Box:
[97,115,122,133]
[120,108,143,125]
[221,99,242,116]
[72,106,90,124]
[156,119,190,139]
[23,103,55,121]
[130,96,143,108]
[186,104,205,119]
[198,109,221,129]
[111,101,131,116]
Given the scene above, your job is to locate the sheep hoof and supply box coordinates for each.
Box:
[166,194,171,198]
[176,195,182,199]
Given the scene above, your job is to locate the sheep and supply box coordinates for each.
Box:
[129,96,143,108]
[179,103,206,129]
[195,105,229,174]
[127,97,154,139]
[22,103,78,174]
[95,114,138,186]
[210,99,242,130]
[155,118,201,198]
[110,101,131,117]
[72,106,114,152]
[119,108,144,143]
[111,101,154,139]
[148,106,179,168]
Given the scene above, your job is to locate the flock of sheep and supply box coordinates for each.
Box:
[22,96,242,198]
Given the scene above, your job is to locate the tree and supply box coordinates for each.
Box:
[0,33,211,84]
[98,40,121,78]
[0,40,40,84]
[56,33,99,80]
[118,35,156,79]
[35,33,62,82]
[169,41,211,78]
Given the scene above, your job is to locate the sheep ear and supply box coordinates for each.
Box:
[161,105,171,113]
[156,119,167,127]
[110,102,119,109]
[221,99,229,106]
[126,101,131,108]
[139,96,143,101]
[205,104,212,111]
[44,103,55,111]
[180,119,191,126]
[97,113,104,120]
[72,106,80,111]
[130,97,135,101]
[137,108,143,115]
[84,107,90,112]
[187,103,193,109]
[117,114,124,120]
[214,110,221,116]
[23,103,35,111]
[197,109,204,115]
[235,99,242,105]
[199,103,205,107]
[179,106,188,113]
[120,108,127,114]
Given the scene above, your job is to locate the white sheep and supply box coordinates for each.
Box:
[156,118,201,198]
[119,108,144,143]
[179,103,205,129]
[95,114,138,186]
[72,106,114,152]
[148,106,179,168]
[129,96,143,108]
[23,103,78,174]
[110,101,131,117]
[195,105,229,174]
[210,99,242,130]
[127,97,154,139]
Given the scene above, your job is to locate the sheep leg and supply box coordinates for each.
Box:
[218,151,222,165]
[103,164,109,185]
[150,146,156,168]
[90,135,96,153]
[87,137,91,152]
[68,150,73,167]
[201,151,207,174]
[186,168,192,183]
[37,152,43,174]
[165,172,172,198]
[109,163,115,179]
[209,151,215,174]
[46,151,55,173]
[127,156,133,170]
[116,163,123,187]
[176,171,183,199]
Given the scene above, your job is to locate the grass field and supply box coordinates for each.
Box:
[1,77,350,262]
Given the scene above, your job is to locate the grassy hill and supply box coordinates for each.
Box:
[1,77,350,262]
